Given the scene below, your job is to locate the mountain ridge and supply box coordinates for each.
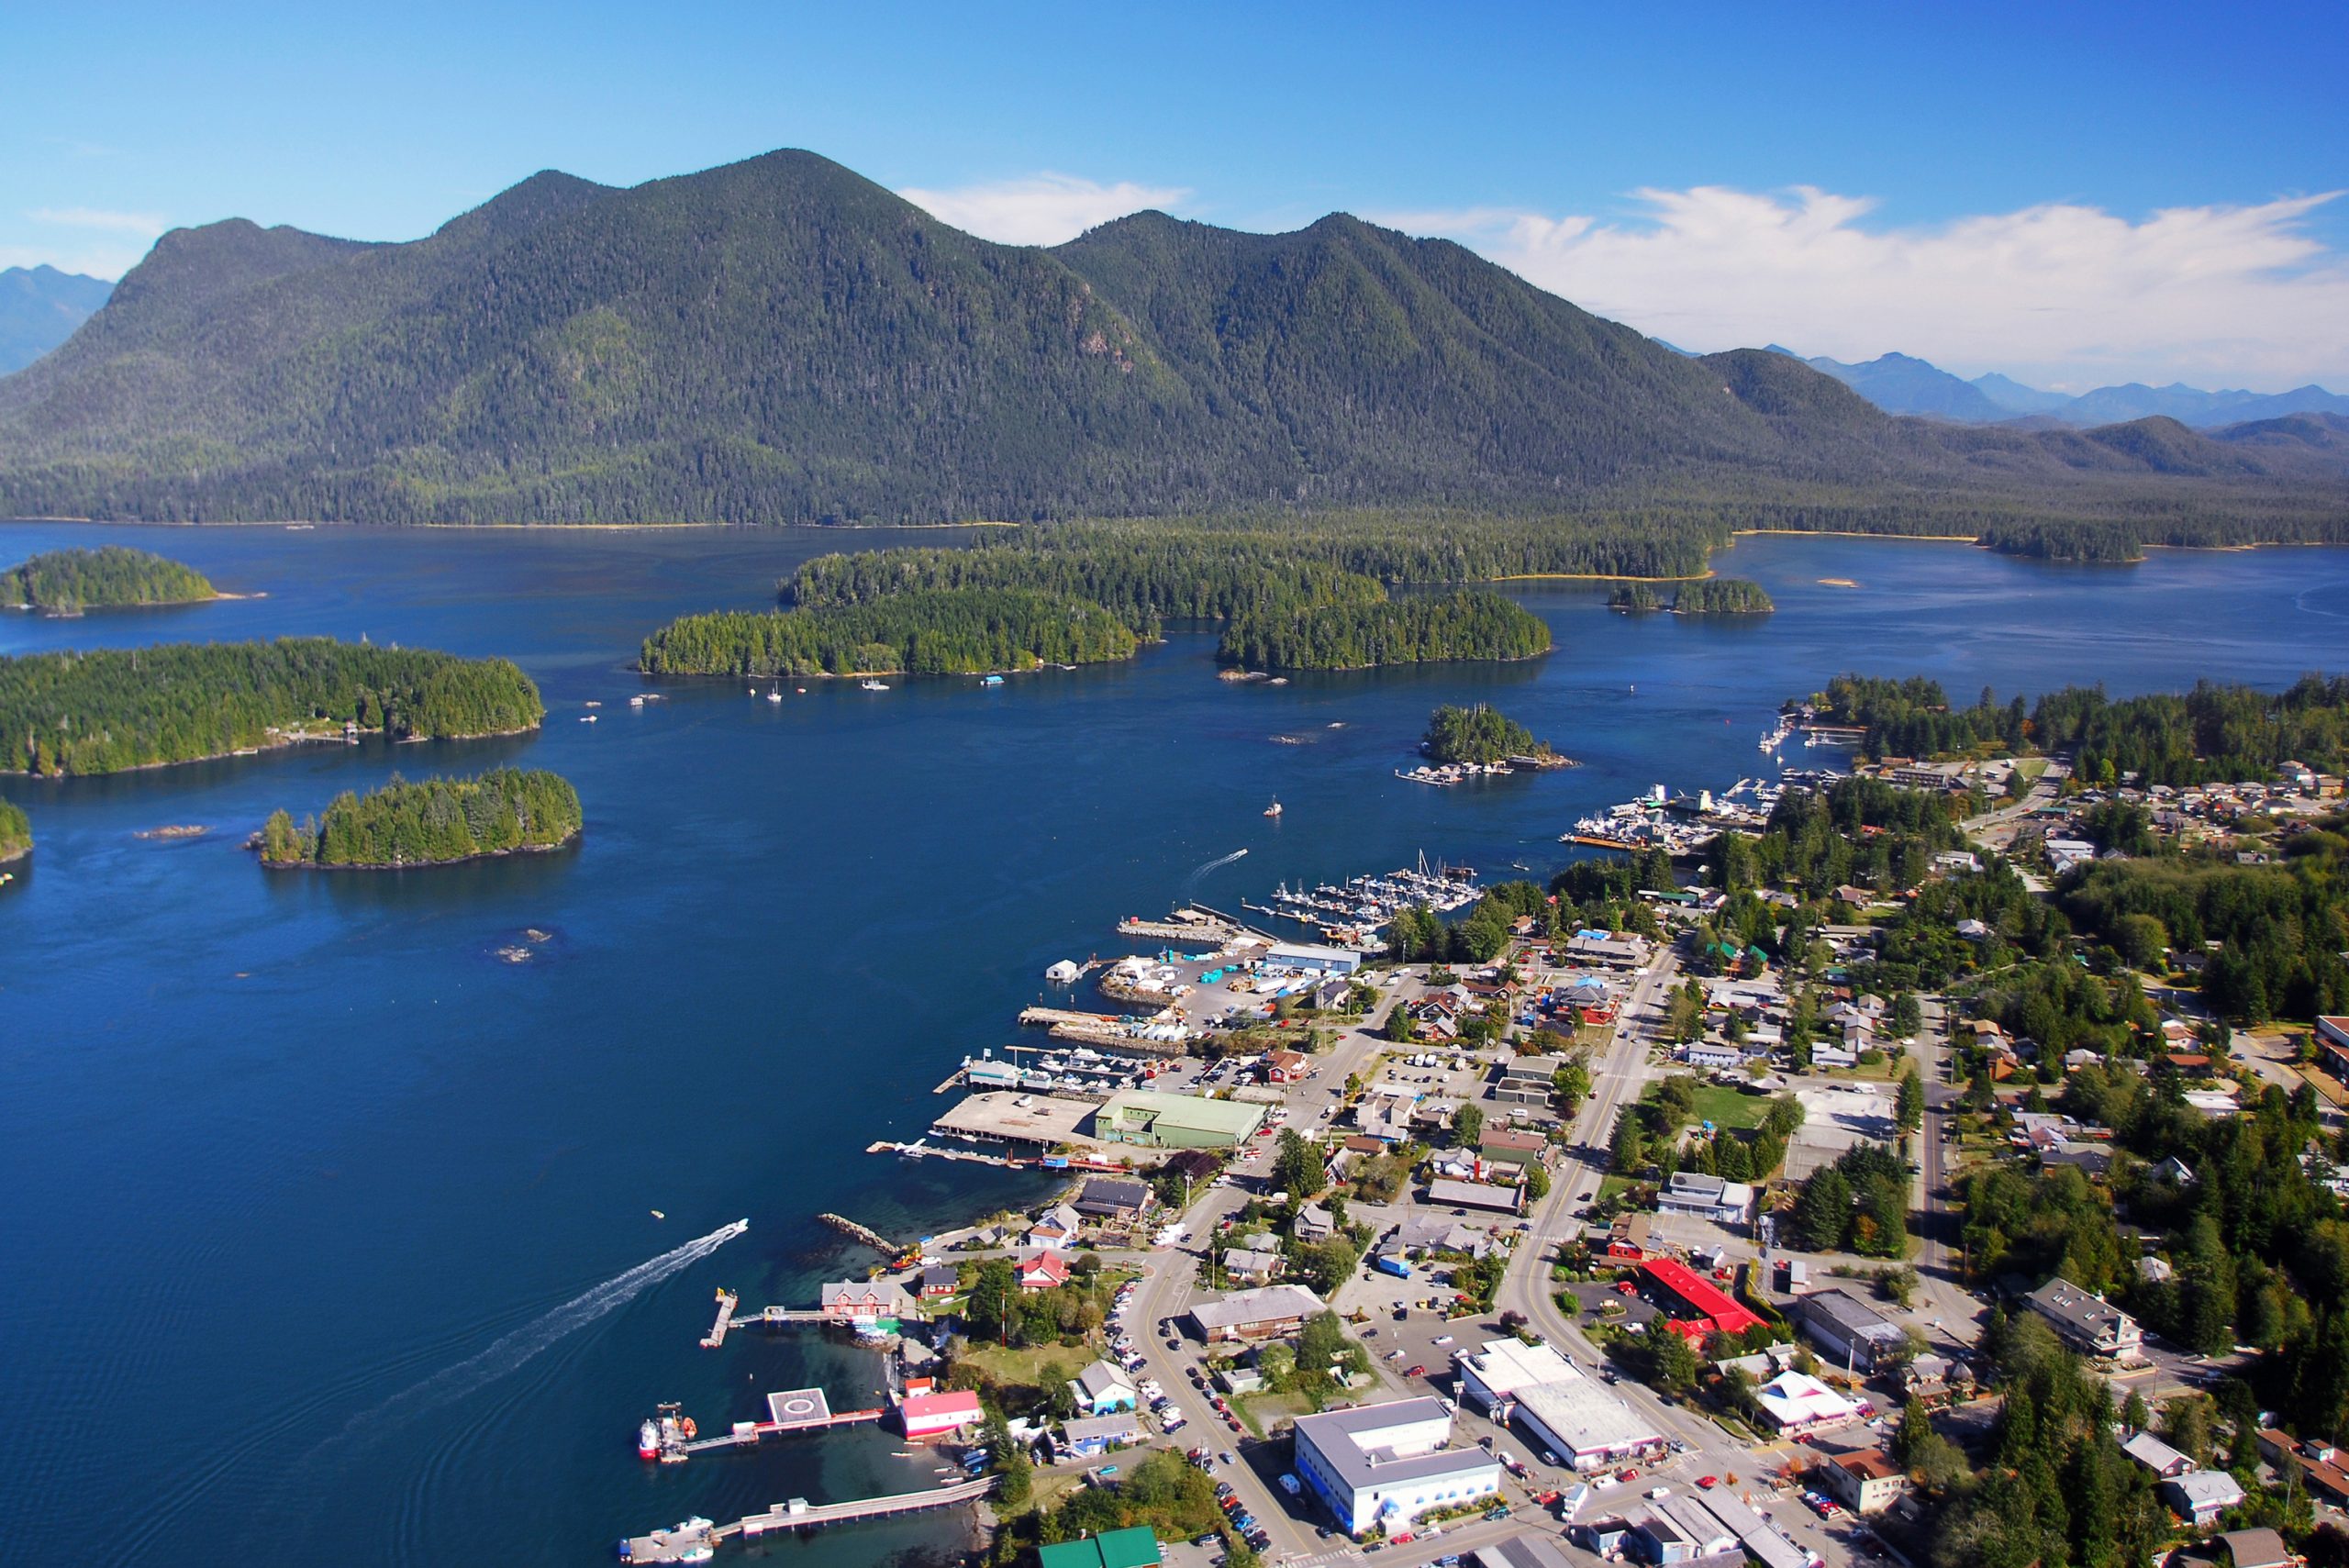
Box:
[0,264,113,375]
[1,148,2343,529]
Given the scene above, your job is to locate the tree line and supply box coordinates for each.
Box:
[1669,576,1775,613]
[1421,703,1551,764]
[1219,588,1549,671]
[260,768,582,867]
[1,546,217,612]
[0,797,28,860]
[639,587,1142,677]
[0,639,545,775]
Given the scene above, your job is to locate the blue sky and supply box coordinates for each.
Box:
[5,1,2345,388]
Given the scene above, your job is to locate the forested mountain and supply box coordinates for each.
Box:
[0,265,112,374]
[1779,343,2349,431]
[2,149,2345,529]
[1790,350,2009,423]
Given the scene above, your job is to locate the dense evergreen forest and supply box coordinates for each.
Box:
[0,797,28,861]
[0,639,544,775]
[1420,704,1551,763]
[640,588,1141,677]
[1670,576,1775,613]
[1608,583,1664,611]
[4,150,2344,536]
[1803,673,2349,779]
[0,546,216,612]
[1218,588,1548,671]
[261,768,581,867]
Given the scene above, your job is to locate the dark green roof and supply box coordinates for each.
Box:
[1039,1526,1161,1568]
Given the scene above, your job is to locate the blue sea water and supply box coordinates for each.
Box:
[0,522,2343,1567]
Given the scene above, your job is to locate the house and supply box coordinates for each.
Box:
[1291,1397,1502,1535]
[917,1264,960,1300]
[1820,1448,1909,1514]
[1037,1525,1163,1568]
[1189,1283,1325,1342]
[2219,1529,2294,1568]
[1027,1203,1084,1249]
[2121,1429,2196,1478]
[1753,1371,1869,1434]
[1680,1040,1743,1070]
[1810,1041,1859,1071]
[1068,1359,1140,1416]
[1428,1175,1525,1216]
[900,1388,984,1439]
[1074,1178,1154,1223]
[1055,1411,1146,1459]
[1481,1128,1550,1167]
[2027,1277,2142,1359]
[2319,1017,2349,1080]
[1903,1354,1970,1396]
[1295,1203,1338,1242]
[1019,1251,1073,1293]
[1496,1054,1569,1107]
[1220,1247,1283,1284]
[1790,1289,1909,1373]
[2163,1469,2245,1527]
[1655,1170,1753,1224]
[1264,1048,1312,1084]
[819,1279,916,1323]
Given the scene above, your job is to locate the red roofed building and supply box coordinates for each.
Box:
[1640,1258,1765,1342]
[900,1389,984,1440]
[1019,1251,1073,1293]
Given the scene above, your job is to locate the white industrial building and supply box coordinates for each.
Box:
[1452,1339,1664,1472]
[1292,1397,1502,1536]
[1654,1170,1754,1223]
[1264,942,1362,975]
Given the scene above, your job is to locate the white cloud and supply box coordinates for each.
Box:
[897,172,1190,247]
[1384,186,2349,390]
[29,206,167,237]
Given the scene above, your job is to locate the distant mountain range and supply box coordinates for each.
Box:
[0,149,2344,528]
[0,265,112,375]
[1773,345,2349,429]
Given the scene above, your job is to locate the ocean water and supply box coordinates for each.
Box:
[1,521,2343,1566]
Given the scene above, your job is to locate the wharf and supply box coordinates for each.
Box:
[868,1139,1025,1169]
[622,1478,992,1562]
[817,1212,898,1257]
[701,1290,739,1348]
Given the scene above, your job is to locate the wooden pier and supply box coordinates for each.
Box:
[700,1290,738,1348]
[676,1407,884,1453]
[868,1139,1027,1169]
[624,1478,994,1562]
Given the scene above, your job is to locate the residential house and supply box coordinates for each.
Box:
[1220,1247,1282,1285]
[1056,1411,1146,1460]
[1496,1054,1569,1107]
[2219,1529,2294,1568]
[1027,1203,1084,1249]
[917,1264,960,1301]
[1018,1251,1073,1293]
[2121,1429,2197,1478]
[2027,1277,2142,1359]
[1655,1170,1753,1224]
[1074,1178,1153,1224]
[1295,1203,1338,1243]
[1068,1359,1140,1416]
[2163,1469,2245,1527]
[1264,1049,1311,1084]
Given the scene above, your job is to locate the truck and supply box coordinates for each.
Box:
[1374,1254,1413,1280]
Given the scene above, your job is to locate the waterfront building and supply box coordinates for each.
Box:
[1264,942,1362,975]
[900,1388,983,1439]
[819,1279,916,1323]
[1094,1090,1267,1149]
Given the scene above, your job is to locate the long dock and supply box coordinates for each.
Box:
[816,1212,897,1257]
[868,1139,1027,1169]
[624,1478,995,1562]
[677,1407,884,1453]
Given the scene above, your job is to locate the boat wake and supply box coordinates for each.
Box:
[1184,847,1248,889]
[356,1218,748,1429]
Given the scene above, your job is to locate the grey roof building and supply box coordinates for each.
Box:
[1791,1288,1909,1372]
[2027,1277,2142,1357]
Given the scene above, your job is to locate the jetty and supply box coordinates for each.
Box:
[622,1478,995,1562]
[700,1290,739,1348]
[816,1212,896,1257]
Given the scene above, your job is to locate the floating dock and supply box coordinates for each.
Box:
[868,1139,1026,1169]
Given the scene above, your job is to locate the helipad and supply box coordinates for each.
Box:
[764,1386,834,1429]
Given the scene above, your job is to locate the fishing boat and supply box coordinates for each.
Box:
[637,1420,661,1461]
[1264,801,1283,817]
[861,678,891,692]
[766,685,784,703]
[580,714,598,723]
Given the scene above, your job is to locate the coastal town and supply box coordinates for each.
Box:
[617,685,2349,1568]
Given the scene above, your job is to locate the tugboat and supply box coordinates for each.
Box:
[637,1419,661,1461]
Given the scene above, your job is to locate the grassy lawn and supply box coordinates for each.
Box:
[959,1340,1095,1390]
[1669,1082,1774,1131]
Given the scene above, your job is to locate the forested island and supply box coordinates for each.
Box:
[259,769,582,869]
[1,546,217,614]
[1670,577,1775,613]
[1802,673,2349,780]
[1607,583,1664,612]
[774,521,1552,673]
[640,587,1141,677]
[1420,704,1559,765]
[0,639,545,776]
[0,798,29,862]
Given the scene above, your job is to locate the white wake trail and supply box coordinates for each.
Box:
[1185,847,1248,888]
[355,1218,748,1429]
